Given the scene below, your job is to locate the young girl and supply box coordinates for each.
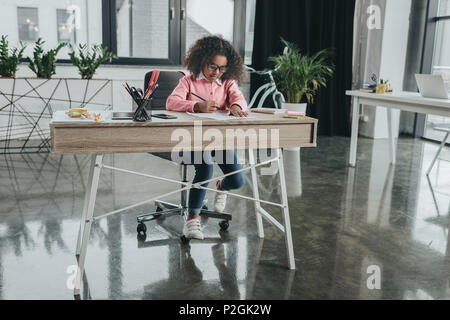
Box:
[166,35,248,240]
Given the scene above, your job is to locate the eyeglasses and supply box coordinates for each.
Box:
[207,64,227,73]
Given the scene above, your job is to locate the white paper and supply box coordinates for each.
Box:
[187,112,253,121]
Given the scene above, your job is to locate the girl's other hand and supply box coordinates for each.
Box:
[229,105,248,117]
[194,101,219,113]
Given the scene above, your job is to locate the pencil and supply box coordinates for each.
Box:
[191,92,206,101]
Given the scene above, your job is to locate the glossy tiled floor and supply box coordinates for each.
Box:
[0,136,449,300]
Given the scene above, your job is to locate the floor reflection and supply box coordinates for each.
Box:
[1,137,450,299]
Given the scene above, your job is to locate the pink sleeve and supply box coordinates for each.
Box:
[226,81,248,112]
[166,77,197,113]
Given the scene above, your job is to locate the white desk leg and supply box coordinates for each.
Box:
[387,108,397,165]
[349,96,360,167]
[249,149,264,238]
[426,131,450,176]
[74,154,103,297]
[76,155,97,256]
[276,148,296,270]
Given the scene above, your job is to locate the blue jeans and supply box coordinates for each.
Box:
[188,150,245,214]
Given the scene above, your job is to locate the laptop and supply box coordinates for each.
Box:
[415,74,449,99]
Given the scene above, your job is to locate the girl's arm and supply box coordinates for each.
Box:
[166,77,197,113]
[226,81,248,112]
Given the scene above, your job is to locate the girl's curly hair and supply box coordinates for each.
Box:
[183,35,245,84]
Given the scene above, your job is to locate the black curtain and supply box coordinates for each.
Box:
[251,0,355,136]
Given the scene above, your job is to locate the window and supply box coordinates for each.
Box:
[1,1,102,59]
[185,0,234,51]
[115,0,169,59]
[57,9,76,45]
[17,7,39,42]
[244,0,256,65]
[423,0,450,141]
[2,1,256,65]
[105,0,254,66]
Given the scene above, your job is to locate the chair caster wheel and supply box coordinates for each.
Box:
[137,233,147,242]
[180,235,190,245]
[219,220,229,231]
[137,222,147,234]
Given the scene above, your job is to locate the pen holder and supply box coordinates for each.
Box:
[376,83,387,94]
[133,98,152,122]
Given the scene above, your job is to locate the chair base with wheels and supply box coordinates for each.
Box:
[136,161,232,244]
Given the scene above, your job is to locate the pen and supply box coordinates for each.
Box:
[144,83,157,99]
[125,82,138,101]
[191,92,206,101]
[145,84,159,100]
[144,81,154,98]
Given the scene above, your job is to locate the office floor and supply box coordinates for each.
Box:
[0,136,449,300]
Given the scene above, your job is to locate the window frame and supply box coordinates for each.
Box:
[17,6,40,43]
[39,0,248,66]
[101,0,247,66]
[56,8,77,45]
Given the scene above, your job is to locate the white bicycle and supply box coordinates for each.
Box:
[245,66,285,109]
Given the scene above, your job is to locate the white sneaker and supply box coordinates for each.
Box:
[214,180,228,213]
[183,218,204,240]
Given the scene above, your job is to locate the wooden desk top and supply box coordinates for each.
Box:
[346,90,450,108]
[50,111,317,127]
[51,111,318,154]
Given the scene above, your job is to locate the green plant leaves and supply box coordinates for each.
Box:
[1,35,116,79]
[69,43,116,79]
[27,38,67,78]
[0,35,26,77]
[269,38,335,104]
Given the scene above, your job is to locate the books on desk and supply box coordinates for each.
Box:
[251,108,306,117]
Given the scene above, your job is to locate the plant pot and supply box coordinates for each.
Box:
[281,102,307,113]
[281,102,307,151]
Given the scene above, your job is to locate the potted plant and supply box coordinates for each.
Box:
[68,43,116,79]
[27,38,67,79]
[0,35,26,78]
[269,38,335,113]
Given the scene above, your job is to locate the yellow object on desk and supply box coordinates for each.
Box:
[376,83,387,94]
[283,115,305,119]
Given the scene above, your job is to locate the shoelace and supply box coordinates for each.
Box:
[187,219,201,231]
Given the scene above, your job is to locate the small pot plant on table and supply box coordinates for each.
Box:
[269,38,335,114]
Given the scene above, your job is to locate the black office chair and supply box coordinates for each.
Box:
[136,70,232,244]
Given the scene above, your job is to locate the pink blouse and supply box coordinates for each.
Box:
[166,74,247,113]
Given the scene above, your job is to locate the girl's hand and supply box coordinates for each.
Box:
[194,101,219,113]
[229,105,248,117]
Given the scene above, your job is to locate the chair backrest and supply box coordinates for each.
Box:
[144,70,186,110]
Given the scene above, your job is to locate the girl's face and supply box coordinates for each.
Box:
[203,55,228,82]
